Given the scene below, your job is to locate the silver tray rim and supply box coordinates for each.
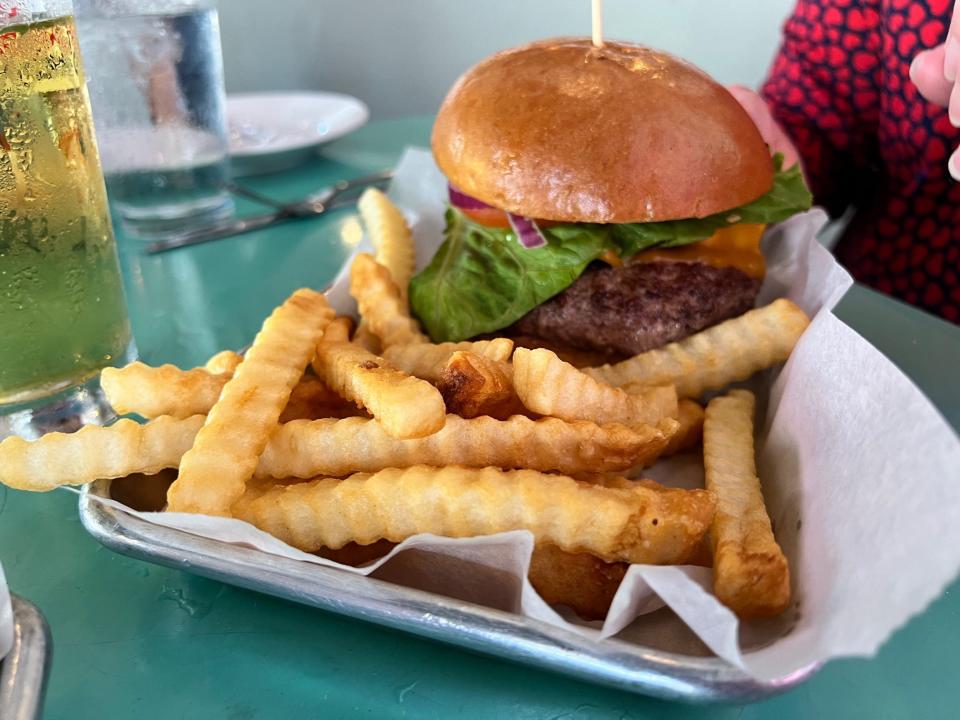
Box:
[78,481,819,704]
[0,595,52,720]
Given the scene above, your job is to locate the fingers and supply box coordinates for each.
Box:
[911,46,953,107]
[951,79,960,128]
[946,2,960,82]
[726,85,803,170]
[912,37,960,180]
[945,5,960,182]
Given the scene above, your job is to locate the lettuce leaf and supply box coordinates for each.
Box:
[409,208,613,342]
[408,155,812,342]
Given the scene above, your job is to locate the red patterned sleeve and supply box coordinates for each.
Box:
[761,0,883,216]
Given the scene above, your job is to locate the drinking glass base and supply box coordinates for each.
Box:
[0,376,120,441]
[117,193,235,240]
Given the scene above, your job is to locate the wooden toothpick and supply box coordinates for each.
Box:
[592,0,604,47]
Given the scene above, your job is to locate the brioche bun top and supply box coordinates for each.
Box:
[432,38,774,223]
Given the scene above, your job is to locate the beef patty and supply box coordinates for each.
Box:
[512,260,761,358]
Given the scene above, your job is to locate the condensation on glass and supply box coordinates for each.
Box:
[0,0,134,417]
[74,0,233,238]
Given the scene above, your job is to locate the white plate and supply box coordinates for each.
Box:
[226,91,369,176]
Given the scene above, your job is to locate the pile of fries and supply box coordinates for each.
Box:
[0,188,809,621]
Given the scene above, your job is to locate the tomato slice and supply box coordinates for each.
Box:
[460,205,513,228]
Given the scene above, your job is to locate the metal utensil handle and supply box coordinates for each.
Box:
[222,183,292,213]
[230,169,395,216]
[145,213,283,254]
[332,169,395,194]
[292,169,394,215]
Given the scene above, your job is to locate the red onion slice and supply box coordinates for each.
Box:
[507,213,548,249]
[448,183,547,249]
[448,183,493,211]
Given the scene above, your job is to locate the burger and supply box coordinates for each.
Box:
[408,38,812,361]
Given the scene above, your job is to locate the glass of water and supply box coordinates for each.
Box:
[74,0,233,238]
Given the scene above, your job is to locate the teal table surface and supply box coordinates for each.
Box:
[2,116,960,720]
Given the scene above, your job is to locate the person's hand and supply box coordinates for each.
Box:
[727,85,803,172]
[911,5,960,179]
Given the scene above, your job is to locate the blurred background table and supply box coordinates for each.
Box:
[1,116,958,720]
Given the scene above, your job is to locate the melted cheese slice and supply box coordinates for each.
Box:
[631,223,766,279]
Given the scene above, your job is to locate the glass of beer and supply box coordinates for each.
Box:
[0,0,135,438]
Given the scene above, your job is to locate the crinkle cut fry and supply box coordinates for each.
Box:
[513,347,678,426]
[382,338,514,383]
[704,389,790,618]
[231,465,716,564]
[101,362,228,419]
[313,340,446,438]
[204,350,243,375]
[350,253,428,348]
[256,414,678,479]
[437,351,523,419]
[104,359,343,421]
[528,544,627,620]
[620,385,703,458]
[0,413,676,491]
[355,183,414,347]
[584,299,810,398]
[321,317,353,344]
[620,396,705,462]
[663,399,705,455]
[358,187,415,302]
[166,288,335,516]
[0,415,205,491]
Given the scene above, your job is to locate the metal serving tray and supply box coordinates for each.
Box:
[0,596,52,720]
[79,479,818,704]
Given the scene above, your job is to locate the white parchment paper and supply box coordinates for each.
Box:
[0,562,13,662]
[86,148,960,681]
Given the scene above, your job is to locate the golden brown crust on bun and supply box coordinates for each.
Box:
[432,38,775,223]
